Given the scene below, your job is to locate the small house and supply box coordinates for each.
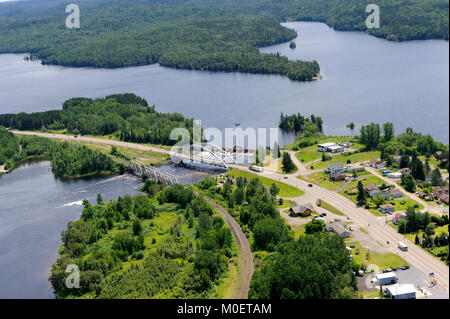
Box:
[433,186,449,199]
[326,162,344,174]
[289,204,315,217]
[379,203,395,214]
[369,189,390,200]
[387,188,403,199]
[399,168,411,175]
[327,222,350,238]
[370,159,385,169]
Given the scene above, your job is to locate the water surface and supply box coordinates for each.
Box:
[0,22,447,144]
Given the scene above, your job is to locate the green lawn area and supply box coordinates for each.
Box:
[347,242,408,269]
[277,199,296,209]
[339,174,386,200]
[295,150,322,164]
[227,169,304,198]
[318,199,345,216]
[302,171,347,191]
[312,151,380,170]
[263,156,298,174]
[366,198,424,217]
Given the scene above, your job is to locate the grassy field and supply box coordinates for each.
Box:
[318,199,345,216]
[303,171,347,191]
[347,242,408,269]
[311,151,380,170]
[368,198,424,216]
[263,156,298,174]
[74,141,169,165]
[227,169,304,198]
[339,174,388,200]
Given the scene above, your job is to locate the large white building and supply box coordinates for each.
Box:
[318,142,344,153]
[376,272,398,286]
[385,284,416,299]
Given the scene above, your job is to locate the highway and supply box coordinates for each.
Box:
[12,130,449,293]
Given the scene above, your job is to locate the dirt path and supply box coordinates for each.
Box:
[203,197,254,299]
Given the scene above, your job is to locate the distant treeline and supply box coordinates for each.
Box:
[279,113,323,134]
[0,93,193,146]
[0,0,445,82]
[0,127,123,177]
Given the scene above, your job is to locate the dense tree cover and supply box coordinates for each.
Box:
[0,128,123,177]
[197,175,291,252]
[357,123,449,183]
[50,185,234,298]
[281,152,296,173]
[249,233,357,299]
[0,94,194,145]
[0,0,321,81]
[398,207,449,263]
[279,113,323,133]
[0,127,19,167]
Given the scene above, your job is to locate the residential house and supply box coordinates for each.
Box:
[369,189,390,200]
[434,151,443,159]
[433,186,449,199]
[327,222,350,238]
[399,168,411,176]
[379,203,395,214]
[439,194,449,205]
[330,173,346,181]
[387,188,403,199]
[393,212,406,225]
[289,204,315,217]
[356,166,366,172]
[370,159,385,169]
[364,184,379,194]
[326,162,344,174]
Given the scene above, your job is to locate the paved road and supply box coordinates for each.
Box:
[203,197,254,299]
[13,130,449,293]
[235,166,449,292]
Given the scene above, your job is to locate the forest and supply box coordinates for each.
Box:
[0,126,123,177]
[279,112,323,134]
[0,93,194,146]
[50,184,236,298]
[196,174,358,298]
[2,1,446,80]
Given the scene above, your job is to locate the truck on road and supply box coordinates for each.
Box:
[398,241,408,251]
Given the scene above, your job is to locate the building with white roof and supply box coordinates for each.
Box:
[376,272,398,286]
[318,142,337,152]
[385,284,416,299]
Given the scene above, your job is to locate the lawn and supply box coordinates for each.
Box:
[311,151,381,170]
[318,199,345,216]
[295,150,322,164]
[227,169,304,198]
[263,156,298,174]
[339,174,387,201]
[302,171,347,191]
[347,242,408,269]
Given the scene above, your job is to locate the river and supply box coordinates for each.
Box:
[0,22,448,144]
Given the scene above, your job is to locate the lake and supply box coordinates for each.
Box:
[0,22,448,144]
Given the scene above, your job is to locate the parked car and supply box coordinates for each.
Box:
[358,270,364,277]
[349,227,354,231]
[308,184,313,187]
[349,244,355,248]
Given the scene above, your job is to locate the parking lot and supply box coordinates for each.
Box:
[357,266,449,299]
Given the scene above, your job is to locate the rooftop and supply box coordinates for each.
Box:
[386,284,416,296]
[319,142,337,148]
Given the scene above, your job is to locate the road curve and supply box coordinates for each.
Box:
[203,197,254,299]
[12,130,447,293]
